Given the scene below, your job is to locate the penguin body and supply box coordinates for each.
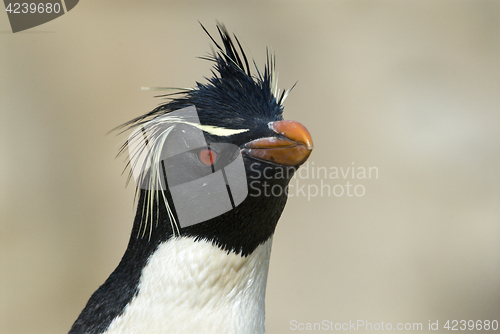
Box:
[69,24,313,334]
[104,237,271,334]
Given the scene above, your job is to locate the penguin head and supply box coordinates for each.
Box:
[121,24,313,255]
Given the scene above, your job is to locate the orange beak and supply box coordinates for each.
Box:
[242,120,313,166]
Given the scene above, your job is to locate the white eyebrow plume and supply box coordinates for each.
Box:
[197,124,249,136]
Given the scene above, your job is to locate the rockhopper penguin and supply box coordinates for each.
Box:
[68,24,313,334]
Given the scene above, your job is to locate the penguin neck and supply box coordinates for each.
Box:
[104,236,273,334]
[70,186,287,334]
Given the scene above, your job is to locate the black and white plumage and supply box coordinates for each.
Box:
[68,24,313,334]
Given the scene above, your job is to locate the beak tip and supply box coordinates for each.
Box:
[270,119,314,150]
[305,140,314,151]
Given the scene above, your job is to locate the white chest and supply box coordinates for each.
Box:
[104,237,273,334]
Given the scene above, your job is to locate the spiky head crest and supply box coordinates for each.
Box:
[123,23,293,130]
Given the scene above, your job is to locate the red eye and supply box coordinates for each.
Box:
[199,148,217,166]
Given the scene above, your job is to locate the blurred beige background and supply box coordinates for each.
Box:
[1,1,499,333]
